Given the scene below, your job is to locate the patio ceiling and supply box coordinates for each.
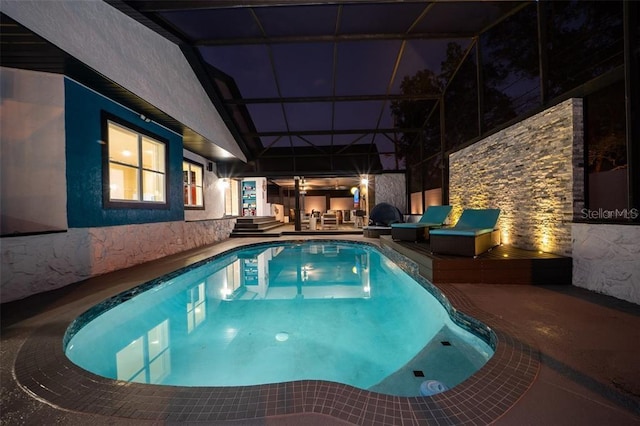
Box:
[114,0,530,178]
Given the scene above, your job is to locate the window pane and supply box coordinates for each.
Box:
[110,163,139,200]
[424,153,443,191]
[444,46,479,151]
[149,351,171,384]
[480,3,540,130]
[195,186,203,206]
[109,123,139,166]
[142,171,165,202]
[142,137,165,172]
[546,1,624,99]
[586,81,628,212]
[116,338,144,381]
[183,162,203,206]
[148,320,169,359]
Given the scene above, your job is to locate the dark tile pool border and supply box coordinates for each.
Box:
[14,239,539,425]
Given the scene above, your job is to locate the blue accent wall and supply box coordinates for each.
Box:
[65,79,184,227]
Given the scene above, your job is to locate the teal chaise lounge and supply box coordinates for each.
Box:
[390,205,452,242]
[429,208,501,257]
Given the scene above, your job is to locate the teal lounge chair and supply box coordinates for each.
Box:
[391,205,452,241]
[430,208,501,257]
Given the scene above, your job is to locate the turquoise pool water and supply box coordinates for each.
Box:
[65,241,493,396]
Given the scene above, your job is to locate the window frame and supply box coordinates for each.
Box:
[102,112,170,210]
[183,158,205,210]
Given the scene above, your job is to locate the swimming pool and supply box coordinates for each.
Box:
[65,241,494,397]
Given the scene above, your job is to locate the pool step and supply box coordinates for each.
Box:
[231,216,285,237]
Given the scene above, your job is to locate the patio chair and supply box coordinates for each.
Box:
[321,212,338,229]
[390,205,452,242]
[429,208,501,257]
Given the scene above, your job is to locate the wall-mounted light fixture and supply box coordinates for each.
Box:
[217,178,229,190]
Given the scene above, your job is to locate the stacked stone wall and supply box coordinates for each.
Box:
[449,99,582,255]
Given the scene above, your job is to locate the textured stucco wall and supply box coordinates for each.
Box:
[449,99,582,255]
[573,223,640,305]
[183,150,225,221]
[375,174,406,213]
[0,67,67,234]
[0,218,236,303]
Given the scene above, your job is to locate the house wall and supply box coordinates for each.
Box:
[573,223,640,305]
[374,173,406,213]
[65,78,184,227]
[2,0,245,161]
[448,98,582,256]
[303,196,326,214]
[0,219,235,302]
[0,71,235,303]
[330,197,354,212]
[183,150,225,221]
[0,67,67,235]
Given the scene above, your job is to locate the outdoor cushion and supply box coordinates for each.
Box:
[451,208,500,230]
[392,221,442,228]
[429,227,495,237]
[429,208,501,256]
[391,205,452,228]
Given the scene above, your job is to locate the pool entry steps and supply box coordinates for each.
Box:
[230,216,363,237]
[230,216,283,237]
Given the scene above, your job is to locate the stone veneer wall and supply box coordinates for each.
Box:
[573,224,640,305]
[0,218,235,303]
[448,98,583,256]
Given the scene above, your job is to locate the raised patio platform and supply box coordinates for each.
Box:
[380,235,572,285]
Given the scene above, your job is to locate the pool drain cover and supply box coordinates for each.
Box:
[441,341,452,346]
[413,370,425,377]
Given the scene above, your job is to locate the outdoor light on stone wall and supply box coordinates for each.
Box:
[501,229,510,245]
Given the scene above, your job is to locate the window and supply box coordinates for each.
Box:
[183,160,204,208]
[585,81,629,218]
[104,114,167,208]
[115,319,171,384]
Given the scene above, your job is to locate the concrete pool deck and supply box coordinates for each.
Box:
[1,235,639,425]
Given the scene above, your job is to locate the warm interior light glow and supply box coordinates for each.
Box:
[122,150,131,157]
[361,178,368,185]
[350,187,357,195]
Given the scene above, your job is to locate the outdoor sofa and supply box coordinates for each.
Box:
[429,208,501,257]
[390,205,452,242]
